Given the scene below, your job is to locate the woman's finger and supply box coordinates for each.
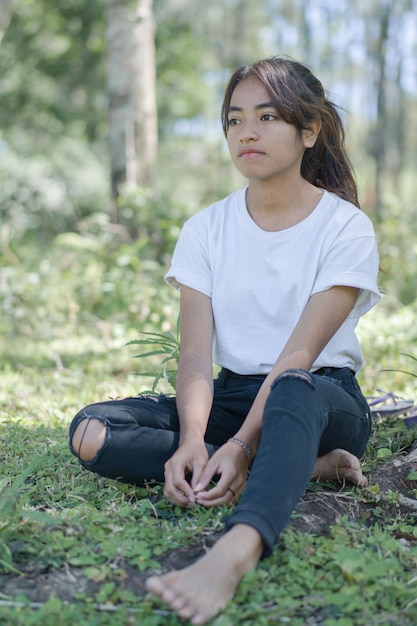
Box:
[164,481,192,506]
[196,486,238,508]
[164,464,195,505]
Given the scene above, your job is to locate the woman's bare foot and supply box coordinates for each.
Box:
[312,448,367,487]
[145,524,263,624]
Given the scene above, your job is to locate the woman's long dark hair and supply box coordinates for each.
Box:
[221,57,360,208]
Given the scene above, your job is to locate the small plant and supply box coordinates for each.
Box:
[128,318,180,392]
[382,352,417,379]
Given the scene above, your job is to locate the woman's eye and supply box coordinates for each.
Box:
[261,113,277,121]
[228,118,240,126]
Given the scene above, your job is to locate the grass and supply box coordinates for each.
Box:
[1,246,417,625]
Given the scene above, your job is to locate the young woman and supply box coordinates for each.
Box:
[69,57,380,624]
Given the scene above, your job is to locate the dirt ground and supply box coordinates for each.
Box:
[2,446,417,610]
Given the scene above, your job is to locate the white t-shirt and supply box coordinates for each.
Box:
[165,187,380,375]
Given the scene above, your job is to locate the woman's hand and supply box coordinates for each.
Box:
[164,439,209,507]
[193,441,250,507]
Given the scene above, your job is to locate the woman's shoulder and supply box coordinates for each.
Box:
[322,191,376,235]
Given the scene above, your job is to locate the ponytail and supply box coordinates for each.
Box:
[301,99,360,207]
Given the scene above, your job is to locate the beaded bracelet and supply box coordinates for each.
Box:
[228,436,252,461]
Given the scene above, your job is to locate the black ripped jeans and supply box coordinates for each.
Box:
[69,367,372,556]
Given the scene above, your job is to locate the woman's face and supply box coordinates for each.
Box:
[226,75,318,184]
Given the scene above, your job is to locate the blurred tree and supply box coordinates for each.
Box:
[0,0,107,146]
[0,0,109,240]
[366,0,391,215]
[105,0,157,222]
[357,0,417,213]
[0,0,14,44]
[0,0,416,263]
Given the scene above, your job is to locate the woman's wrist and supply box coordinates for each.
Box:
[227,436,253,462]
[179,433,206,446]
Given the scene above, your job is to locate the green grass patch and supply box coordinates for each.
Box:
[1,241,417,624]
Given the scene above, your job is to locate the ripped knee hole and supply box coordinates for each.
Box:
[72,418,106,462]
[273,368,315,387]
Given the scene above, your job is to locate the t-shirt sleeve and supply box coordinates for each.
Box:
[164,218,212,297]
[311,215,380,316]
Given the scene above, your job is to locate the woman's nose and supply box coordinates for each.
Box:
[239,121,259,142]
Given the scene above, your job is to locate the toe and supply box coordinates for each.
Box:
[171,594,187,611]
[161,587,177,604]
[358,474,368,487]
[178,605,197,620]
[145,576,164,596]
[347,469,367,487]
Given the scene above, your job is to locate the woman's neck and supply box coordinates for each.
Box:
[245,179,323,232]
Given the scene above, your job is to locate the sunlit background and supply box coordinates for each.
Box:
[1,0,416,398]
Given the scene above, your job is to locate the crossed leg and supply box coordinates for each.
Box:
[145,449,367,624]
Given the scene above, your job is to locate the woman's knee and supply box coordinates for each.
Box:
[272,368,315,389]
[267,369,315,402]
[70,418,106,462]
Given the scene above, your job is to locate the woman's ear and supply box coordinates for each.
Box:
[302,119,322,148]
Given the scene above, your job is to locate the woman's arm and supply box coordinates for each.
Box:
[195,284,359,505]
[163,285,215,505]
[237,285,360,455]
[176,285,214,443]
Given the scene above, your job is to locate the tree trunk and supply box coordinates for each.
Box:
[389,0,412,198]
[368,2,391,215]
[0,0,15,44]
[105,0,157,222]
